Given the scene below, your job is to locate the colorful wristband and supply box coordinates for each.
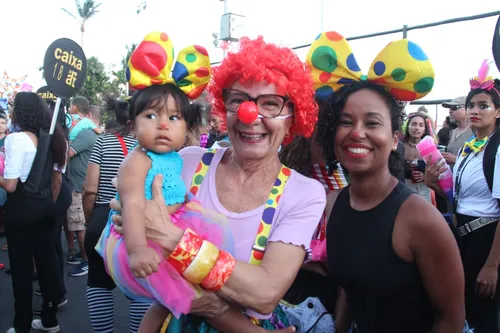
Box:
[200,250,236,291]
[167,228,203,274]
[183,240,220,284]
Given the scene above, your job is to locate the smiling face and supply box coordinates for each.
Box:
[467,92,500,135]
[225,80,293,160]
[334,89,398,174]
[408,115,426,140]
[133,95,187,153]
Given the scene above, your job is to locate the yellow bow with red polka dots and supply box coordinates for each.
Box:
[306,31,435,101]
[127,31,211,100]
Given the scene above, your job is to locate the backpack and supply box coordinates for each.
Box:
[483,130,500,208]
[18,129,54,199]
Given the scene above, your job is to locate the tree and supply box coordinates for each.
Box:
[79,56,120,104]
[112,43,137,96]
[62,0,102,48]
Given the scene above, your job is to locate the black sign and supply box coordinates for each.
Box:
[43,38,87,99]
[494,15,500,72]
[36,86,57,101]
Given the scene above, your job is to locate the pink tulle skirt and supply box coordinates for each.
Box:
[95,199,232,318]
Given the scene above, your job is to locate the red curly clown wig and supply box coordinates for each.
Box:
[208,36,317,145]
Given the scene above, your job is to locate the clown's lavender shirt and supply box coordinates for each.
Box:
[179,146,326,264]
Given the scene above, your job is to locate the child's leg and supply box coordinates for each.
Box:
[130,299,153,333]
[86,286,114,333]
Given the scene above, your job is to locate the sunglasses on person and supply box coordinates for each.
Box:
[450,105,464,111]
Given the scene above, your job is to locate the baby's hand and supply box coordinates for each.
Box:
[129,246,161,278]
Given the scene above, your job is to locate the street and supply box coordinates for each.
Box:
[0,234,130,333]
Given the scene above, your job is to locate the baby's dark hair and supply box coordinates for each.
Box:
[466,78,500,127]
[129,84,202,132]
[315,81,403,177]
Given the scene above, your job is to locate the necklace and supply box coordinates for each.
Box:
[408,141,417,148]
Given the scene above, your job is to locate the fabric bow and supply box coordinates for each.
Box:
[462,136,489,157]
[126,31,211,99]
[306,31,435,101]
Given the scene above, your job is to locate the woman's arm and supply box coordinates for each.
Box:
[118,149,160,277]
[334,288,351,333]
[405,197,465,333]
[82,163,100,223]
[51,171,62,202]
[139,293,294,333]
[0,176,18,193]
[114,175,325,314]
[476,222,500,298]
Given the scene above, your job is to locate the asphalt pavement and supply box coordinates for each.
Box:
[0,234,130,333]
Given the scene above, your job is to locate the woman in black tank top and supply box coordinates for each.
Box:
[315,81,465,333]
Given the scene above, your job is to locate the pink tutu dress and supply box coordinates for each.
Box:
[95,150,233,318]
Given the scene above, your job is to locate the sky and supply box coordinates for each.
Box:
[1,0,499,125]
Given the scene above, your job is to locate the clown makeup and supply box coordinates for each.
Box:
[225,80,293,161]
[467,92,500,138]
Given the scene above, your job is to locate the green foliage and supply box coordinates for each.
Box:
[112,43,137,95]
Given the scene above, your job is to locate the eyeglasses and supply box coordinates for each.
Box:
[222,89,292,119]
[450,105,464,111]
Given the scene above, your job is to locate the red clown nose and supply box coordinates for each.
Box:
[237,101,259,124]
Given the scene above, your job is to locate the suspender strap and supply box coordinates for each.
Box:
[189,149,217,195]
[114,134,129,157]
[248,165,291,265]
[68,115,84,133]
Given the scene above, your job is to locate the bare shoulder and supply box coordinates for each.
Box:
[325,189,344,219]
[398,193,451,244]
[120,147,151,173]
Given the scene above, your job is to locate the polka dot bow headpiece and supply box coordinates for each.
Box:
[306,31,435,101]
[126,31,211,99]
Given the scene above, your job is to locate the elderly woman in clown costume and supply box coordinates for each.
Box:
[108,32,325,332]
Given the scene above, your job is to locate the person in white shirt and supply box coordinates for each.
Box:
[426,76,500,332]
[0,92,68,333]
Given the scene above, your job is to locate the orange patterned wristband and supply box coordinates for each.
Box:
[200,250,236,291]
[167,228,203,274]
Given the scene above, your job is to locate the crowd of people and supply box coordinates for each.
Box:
[0,29,499,333]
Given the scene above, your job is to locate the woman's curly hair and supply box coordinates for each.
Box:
[315,81,403,177]
[13,92,67,169]
[208,36,317,144]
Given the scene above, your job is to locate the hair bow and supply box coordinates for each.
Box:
[126,31,211,99]
[306,31,435,101]
[470,59,496,91]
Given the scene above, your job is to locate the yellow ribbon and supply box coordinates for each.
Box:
[127,31,211,99]
[306,31,435,101]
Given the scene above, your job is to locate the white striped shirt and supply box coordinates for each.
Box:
[88,133,137,204]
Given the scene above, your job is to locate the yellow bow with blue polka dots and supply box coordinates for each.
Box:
[126,31,211,100]
[306,31,435,101]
